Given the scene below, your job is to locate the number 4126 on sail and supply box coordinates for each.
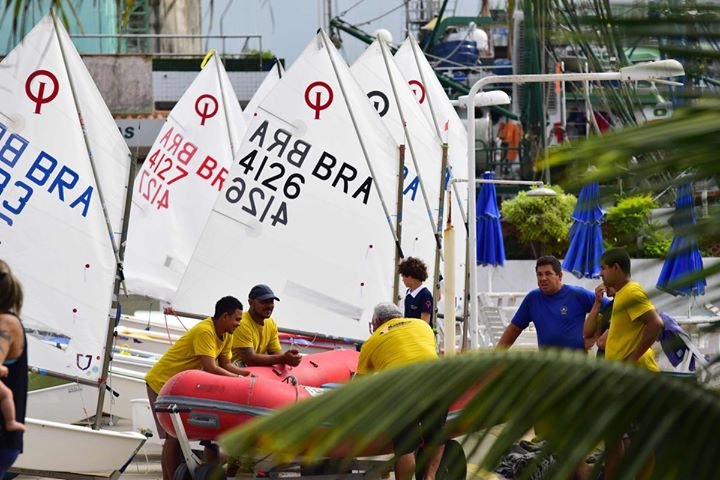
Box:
[225,177,288,227]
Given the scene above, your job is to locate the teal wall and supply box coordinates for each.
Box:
[0,0,119,55]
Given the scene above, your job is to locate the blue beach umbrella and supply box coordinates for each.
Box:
[657,183,706,298]
[476,171,505,267]
[563,181,604,278]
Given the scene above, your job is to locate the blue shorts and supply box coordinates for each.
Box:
[0,448,20,479]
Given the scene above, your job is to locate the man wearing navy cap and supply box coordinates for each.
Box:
[231,284,302,366]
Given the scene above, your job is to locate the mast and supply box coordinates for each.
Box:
[392,145,406,302]
[50,10,130,430]
[321,31,404,261]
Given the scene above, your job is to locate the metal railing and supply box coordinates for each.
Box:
[69,33,263,58]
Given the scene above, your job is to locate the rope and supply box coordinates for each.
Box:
[354,1,408,27]
[282,375,300,401]
[338,0,368,17]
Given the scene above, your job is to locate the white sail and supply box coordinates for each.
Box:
[124,53,247,301]
[350,39,442,269]
[243,60,284,123]
[0,14,129,382]
[172,31,398,340]
[394,35,469,303]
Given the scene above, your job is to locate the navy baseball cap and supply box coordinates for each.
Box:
[248,284,280,301]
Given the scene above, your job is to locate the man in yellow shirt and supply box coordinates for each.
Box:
[231,284,301,366]
[599,247,663,480]
[357,303,443,480]
[600,248,662,370]
[145,296,249,480]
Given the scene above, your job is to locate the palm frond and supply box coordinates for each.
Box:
[548,104,720,188]
[220,351,720,479]
[1,0,82,39]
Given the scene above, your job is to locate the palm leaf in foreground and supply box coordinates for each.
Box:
[220,350,719,479]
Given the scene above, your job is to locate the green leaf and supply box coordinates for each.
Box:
[220,351,720,479]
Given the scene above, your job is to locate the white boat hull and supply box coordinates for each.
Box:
[11,418,146,479]
[28,368,147,423]
[112,349,160,374]
[115,326,179,355]
[119,313,362,355]
[120,312,196,338]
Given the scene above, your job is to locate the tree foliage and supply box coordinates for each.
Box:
[1,0,80,39]
[220,350,720,480]
[539,1,720,280]
[604,194,671,258]
[500,186,576,258]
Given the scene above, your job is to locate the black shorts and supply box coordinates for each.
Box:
[146,383,167,440]
[393,407,448,455]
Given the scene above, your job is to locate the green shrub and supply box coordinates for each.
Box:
[642,228,672,258]
[500,185,576,258]
[604,195,670,258]
[243,49,275,60]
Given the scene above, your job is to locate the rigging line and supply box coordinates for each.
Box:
[354,1,408,27]
[378,38,442,260]
[337,0,368,18]
[51,12,123,264]
[406,35,467,228]
[211,50,239,163]
[51,10,126,430]
[434,28,475,66]
[320,31,403,256]
[407,36,468,226]
[408,37,441,139]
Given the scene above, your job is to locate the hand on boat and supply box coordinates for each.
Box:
[283,349,302,366]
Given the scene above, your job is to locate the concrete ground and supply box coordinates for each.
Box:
[14,430,507,479]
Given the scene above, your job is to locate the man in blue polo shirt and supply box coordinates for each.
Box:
[497,256,608,350]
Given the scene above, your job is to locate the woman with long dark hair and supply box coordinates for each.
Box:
[0,260,26,479]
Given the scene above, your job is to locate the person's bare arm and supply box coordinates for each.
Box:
[234,347,301,366]
[625,310,663,362]
[584,285,606,342]
[0,314,21,365]
[496,324,522,350]
[218,358,250,376]
[199,356,247,377]
[596,330,609,350]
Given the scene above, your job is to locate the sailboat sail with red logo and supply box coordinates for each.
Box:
[123,51,247,302]
[0,11,145,477]
[170,31,400,341]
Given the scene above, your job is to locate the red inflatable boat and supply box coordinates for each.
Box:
[156,370,327,440]
[155,349,360,441]
[243,349,359,385]
[156,368,471,455]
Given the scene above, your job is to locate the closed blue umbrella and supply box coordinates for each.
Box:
[476,171,505,267]
[657,183,706,297]
[563,181,604,278]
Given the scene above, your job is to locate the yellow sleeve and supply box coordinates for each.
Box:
[356,337,375,375]
[193,322,220,358]
[232,319,257,349]
[268,320,282,353]
[219,333,233,361]
[626,284,654,322]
